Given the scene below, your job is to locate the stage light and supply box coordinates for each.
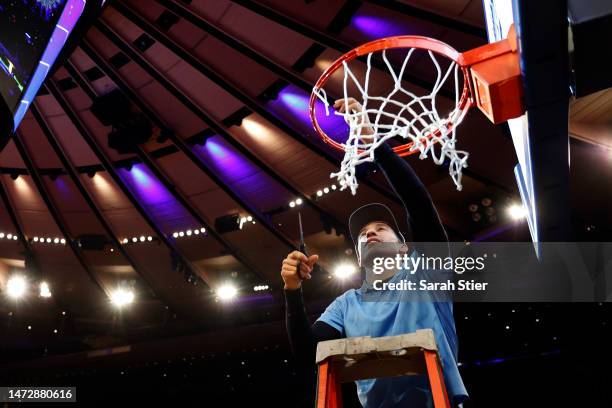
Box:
[147,236,153,241]
[242,118,269,141]
[186,230,192,236]
[194,229,200,235]
[179,231,184,237]
[39,282,52,298]
[7,275,27,299]
[334,264,356,279]
[317,190,323,197]
[27,325,32,330]
[295,198,303,205]
[7,233,13,240]
[53,238,59,244]
[324,187,330,194]
[200,228,206,234]
[331,185,337,190]
[247,216,253,222]
[110,288,135,308]
[253,285,269,292]
[122,238,129,244]
[289,201,296,208]
[172,232,179,238]
[13,235,17,241]
[46,238,51,243]
[0,233,5,239]
[217,284,238,301]
[132,237,138,243]
[507,203,527,220]
[60,238,66,245]
[139,236,145,242]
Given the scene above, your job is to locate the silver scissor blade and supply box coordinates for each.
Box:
[298,212,304,245]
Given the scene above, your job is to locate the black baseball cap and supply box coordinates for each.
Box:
[348,203,407,246]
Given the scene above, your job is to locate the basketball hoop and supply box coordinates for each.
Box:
[310,26,523,194]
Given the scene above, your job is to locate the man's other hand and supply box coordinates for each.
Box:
[333,97,374,137]
[281,251,319,291]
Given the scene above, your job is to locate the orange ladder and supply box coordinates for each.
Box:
[315,329,451,408]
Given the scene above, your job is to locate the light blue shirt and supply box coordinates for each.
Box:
[316,266,468,407]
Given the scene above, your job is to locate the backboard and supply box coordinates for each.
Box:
[484,0,572,255]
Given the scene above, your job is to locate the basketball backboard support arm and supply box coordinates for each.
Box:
[513,0,571,249]
[485,0,571,257]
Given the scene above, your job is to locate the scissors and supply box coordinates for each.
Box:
[297,212,309,280]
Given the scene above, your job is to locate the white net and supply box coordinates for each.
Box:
[313,49,470,195]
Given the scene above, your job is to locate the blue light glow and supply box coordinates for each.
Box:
[199,137,258,182]
[352,14,408,38]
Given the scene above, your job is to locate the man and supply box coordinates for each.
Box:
[282,98,468,407]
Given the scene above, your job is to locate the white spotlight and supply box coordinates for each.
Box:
[139,236,146,242]
[217,284,238,301]
[53,238,59,244]
[7,275,27,299]
[507,204,527,220]
[295,198,303,206]
[246,216,253,222]
[13,235,17,240]
[46,238,51,243]
[132,237,138,243]
[316,190,323,197]
[39,282,52,298]
[7,233,13,239]
[186,230,192,236]
[147,236,153,241]
[323,187,330,194]
[289,201,295,208]
[179,231,185,237]
[200,228,206,233]
[122,238,129,244]
[172,232,179,238]
[110,288,135,308]
[60,238,66,245]
[194,229,200,235]
[331,185,337,190]
[0,232,4,239]
[333,264,357,280]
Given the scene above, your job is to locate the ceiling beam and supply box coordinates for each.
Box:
[12,133,107,295]
[44,79,213,309]
[29,102,167,304]
[110,3,349,233]
[364,0,486,38]
[62,60,274,288]
[228,0,452,98]
[93,21,299,250]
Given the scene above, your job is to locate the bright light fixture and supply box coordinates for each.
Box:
[507,203,527,220]
[334,264,357,279]
[39,281,52,298]
[7,275,27,299]
[110,288,135,308]
[217,284,238,301]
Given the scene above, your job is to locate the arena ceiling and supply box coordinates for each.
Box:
[0,0,609,356]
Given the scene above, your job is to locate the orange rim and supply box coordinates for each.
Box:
[309,35,474,156]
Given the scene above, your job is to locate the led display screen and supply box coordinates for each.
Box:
[0,0,85,130]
